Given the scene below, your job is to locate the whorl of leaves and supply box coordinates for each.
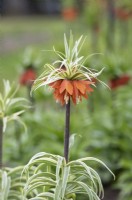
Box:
[23,152,115,200]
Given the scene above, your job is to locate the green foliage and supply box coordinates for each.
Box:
[0,80,29,132]
[0,167,24,200]
[0,166,37,200]
[20,47,43,69]
[62,0,74,8]
[23,152,114,200]
[0,170,10,200]
[83,0,101,26]
[116,165,132,200]
[115,0,132,9]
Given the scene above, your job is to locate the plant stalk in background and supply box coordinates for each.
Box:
[0,120,3,169]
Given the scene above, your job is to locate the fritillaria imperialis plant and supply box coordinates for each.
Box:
[0,80,28,169]
[23,33,114,200]
[19,65,36,87]
[109,74,131,89]
[19,64,36,104]
[0,80,29,199]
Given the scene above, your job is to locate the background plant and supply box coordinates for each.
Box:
[23,152,114,200]
[0,80,29,199]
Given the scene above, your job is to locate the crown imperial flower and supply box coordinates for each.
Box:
[20,66,36,86]
[32,33,105,105]
[109,75,131,89]
[49,79,93,105]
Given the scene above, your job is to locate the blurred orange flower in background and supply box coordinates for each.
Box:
[109,75,131,89]
[62,8,78,21]
[20,68,36,86]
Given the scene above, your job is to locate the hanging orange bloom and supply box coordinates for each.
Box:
[109,75,131,89]
[20,68,36,86]
[62,8,78,21]
[49,79,93,105]
[115,8,132,21]
[32,33,105,105]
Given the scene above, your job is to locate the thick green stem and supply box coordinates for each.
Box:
[64,100,71,163]
[0,120,3,169]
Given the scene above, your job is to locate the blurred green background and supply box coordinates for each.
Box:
[1,0,132,199]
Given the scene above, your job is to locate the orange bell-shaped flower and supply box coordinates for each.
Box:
[49,79,94,105]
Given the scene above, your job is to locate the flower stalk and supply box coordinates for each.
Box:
[0,119,3,169]
[64,100,71,163]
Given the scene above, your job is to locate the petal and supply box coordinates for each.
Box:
[59,92,65,105]
[54,89,65,105]
[86,85,93,92]
[60,80,73,95]
[80,91,88,99]
[71,81,79,104]
[71,95,76,105]
[53,89,60,99]
[64,92,70,104]
[74,80,86,94]
[49,80,62,89]
[59,80,66,93]
[80,80,94,93]
[80,80,94,86]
